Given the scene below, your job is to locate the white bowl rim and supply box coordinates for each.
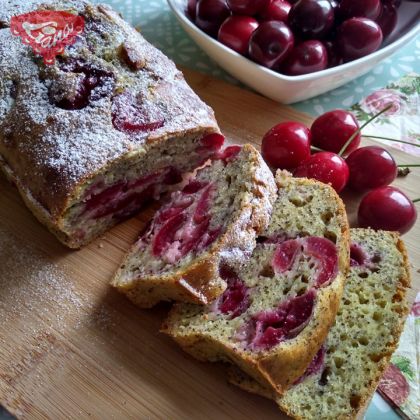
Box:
[167,0,420,82]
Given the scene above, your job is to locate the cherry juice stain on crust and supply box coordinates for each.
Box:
[272,236,338,287]
[244,289,316,350]
[112,90,165,133]
[218,266,251,319]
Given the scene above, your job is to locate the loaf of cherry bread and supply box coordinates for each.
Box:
[0,0,221,248]
[112,144,277,307]
[228,228,411,420]
[162,171,350,395]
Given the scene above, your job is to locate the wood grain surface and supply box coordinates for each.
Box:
[0,68,419,420]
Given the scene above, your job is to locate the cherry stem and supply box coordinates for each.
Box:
[398,164,420,168]
[413,198,420,203]
[339,104,393,156]
[362,135,420,148]
[311,145,324,152]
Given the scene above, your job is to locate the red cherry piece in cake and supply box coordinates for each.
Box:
[294,152,349,193]
[350,242,369,267]
[294,346,326,385]
[153,213,187,257]
[272,237,338,287]
[247,290,316,350]
[311,110,361,155]
[119,41,146,70]
[183,180,207,194]
[200,133,225,150]
[218,274,250,319]
[217,145,242,163]
[194,184,213,223]
[112,91,165,133]
[54,58,115,110]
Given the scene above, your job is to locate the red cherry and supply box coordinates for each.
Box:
[375,3,398,39]
[281,40,328,76]
[294,152,349,193]
[324,40,343,68]
[218,16,259,55]
[311,110,361,155]
[346,146,397,192]
[261,122,311,170]
[358,187,417,234]
[187,0,197,19]
[249,21,294,69]
[337,18,383,62]
[196,0,230,36]
[288,0,335,39]
[259,0,292,22]
[227,0,268,15]
[338,0,382,20]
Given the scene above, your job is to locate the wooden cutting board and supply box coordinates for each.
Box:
[0,68,419,420]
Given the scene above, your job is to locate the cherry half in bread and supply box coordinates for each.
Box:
[346,146,397,192]
[338,0,382,20]
[288,0,335,39]
[53,58,115,110]
[358,186,418,234]
[112,91,165,133]
[217,266,251,319]
[248,21,294,69]
[336,18,383,62]
[218,16,259,56]
[261,121,311,170]
[195,0,230,37]
[293,346,326,385]
[259,0,292,23]
[195,133,226,164]
[272,237,339,287]
[281,40,328,76]
[227,0,268,15]
[246,289,316,350]
[294,151,350,193]
[311,110,361,155]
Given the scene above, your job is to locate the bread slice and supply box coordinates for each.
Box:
[0,0,221,248]
[111,144,277,307]
[162,171,350,395]
[228,228,411,420]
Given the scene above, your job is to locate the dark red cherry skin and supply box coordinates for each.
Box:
[196,0,230,37]
[249,21,294,69]
[375,3,398,39]
[227,0,268,15]
[281,40,328,76]
[346,146,397,192]
[383,0,401,9]
[259,0,292,22]
[187,0,197,19]
[218,16,259,55]
[261,122,311,170]
[311,110,361,155]
[294,152,349,193]
[358,187,417,234]
[324,40,343,68]
[337,18,383,62]
[338,0,382,20]
[288,0,335,39]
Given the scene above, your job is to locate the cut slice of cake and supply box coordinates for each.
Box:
[0,0,222,248]
[228,228,411,420]
[162,171,350,395]
[111,144,277,308]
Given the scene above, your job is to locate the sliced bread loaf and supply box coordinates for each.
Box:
[229,228,411,420]
[111,144,277,308]
[162,171,350,395]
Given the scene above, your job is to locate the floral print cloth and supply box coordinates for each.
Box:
[378,292,420,420]
[351,74,420,157]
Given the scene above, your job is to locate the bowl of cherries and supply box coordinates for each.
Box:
[167,0,420,103]
[260,107,418,234]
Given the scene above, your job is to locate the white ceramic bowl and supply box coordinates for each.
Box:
[167,0,420,104]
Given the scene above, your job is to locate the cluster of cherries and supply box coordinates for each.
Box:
[187,0,401,76]
[261,108,418,234]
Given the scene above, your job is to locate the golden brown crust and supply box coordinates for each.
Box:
[112,144,278,306]
[162,173,351,395]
